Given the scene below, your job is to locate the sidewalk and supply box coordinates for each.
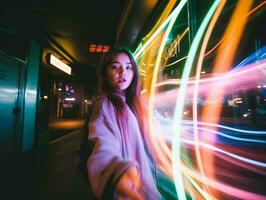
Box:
[0,129,92,200]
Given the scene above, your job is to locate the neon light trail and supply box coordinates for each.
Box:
[135,0,266,199]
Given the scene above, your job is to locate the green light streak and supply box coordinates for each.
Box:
[185,174,213,200]
[134,1,187,59]
[171,1,221,200]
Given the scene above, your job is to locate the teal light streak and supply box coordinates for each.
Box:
[155,111,266,143]
[185,174,212,200]
[164,1,189,200]
[193,127,266,144]
[171,0,221,199]
[134,1,187,59]
[181,138,266,168]
[183,120,266,135]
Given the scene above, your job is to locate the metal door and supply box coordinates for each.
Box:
[0,54,20,164]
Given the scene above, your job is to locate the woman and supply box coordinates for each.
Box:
[86,47,161,200]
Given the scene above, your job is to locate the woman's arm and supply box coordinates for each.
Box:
[87,98,139,199]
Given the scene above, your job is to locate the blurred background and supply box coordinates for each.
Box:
[0,0,164,148]
[0,0,266,199]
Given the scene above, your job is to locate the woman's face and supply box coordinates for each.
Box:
[106,52,134,93]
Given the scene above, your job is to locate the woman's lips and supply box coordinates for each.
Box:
[118,78,126,83]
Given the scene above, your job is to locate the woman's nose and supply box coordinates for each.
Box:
[120,68,126,76]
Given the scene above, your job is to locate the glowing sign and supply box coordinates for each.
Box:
[65,97,75,101]
[88,44,110,53]
[49,54,71,75]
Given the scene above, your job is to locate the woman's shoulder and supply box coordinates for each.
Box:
[92,95,113,107]
[91,95,116,115]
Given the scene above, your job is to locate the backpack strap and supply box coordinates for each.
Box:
[78,96,102,179]
[82,96,102,136]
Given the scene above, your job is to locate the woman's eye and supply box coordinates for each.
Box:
[126,66,132,70]
[112,65,119,69]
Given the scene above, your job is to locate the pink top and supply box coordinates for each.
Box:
[87,95,161,199]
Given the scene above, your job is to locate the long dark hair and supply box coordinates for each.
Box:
[98,47,145,132]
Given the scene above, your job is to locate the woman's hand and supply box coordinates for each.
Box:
[115,167,144,200]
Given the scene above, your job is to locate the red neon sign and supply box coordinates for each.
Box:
[88,44,110,53]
